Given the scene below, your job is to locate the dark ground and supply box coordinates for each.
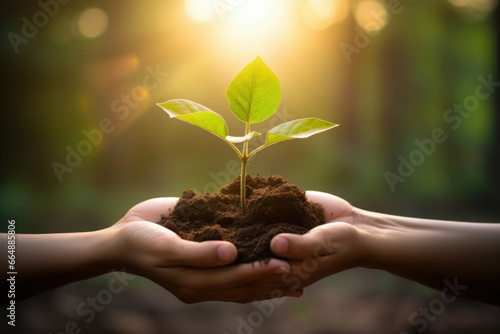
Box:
[5,268,500,334]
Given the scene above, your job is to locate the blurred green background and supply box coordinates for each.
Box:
[1,0,499,232]
[1,0,499,333]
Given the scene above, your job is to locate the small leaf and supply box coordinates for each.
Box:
[226,56,281,124]
[157,99,228,139]
[265,118,338,146]
[226,131,261,143]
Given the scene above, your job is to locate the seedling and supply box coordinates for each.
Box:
[157,56,338,212]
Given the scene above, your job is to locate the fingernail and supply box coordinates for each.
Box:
[274,266,290,274]
[273,236,289,254]
[217,244,234,262]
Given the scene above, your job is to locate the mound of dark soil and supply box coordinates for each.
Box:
[158,174,324,263]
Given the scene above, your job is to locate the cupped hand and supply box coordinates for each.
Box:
[270,191,368,289]
[110,198,298,303]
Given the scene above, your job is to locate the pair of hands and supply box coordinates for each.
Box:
[111,192,364,303]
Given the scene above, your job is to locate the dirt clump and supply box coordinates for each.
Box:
[158,174,324,263]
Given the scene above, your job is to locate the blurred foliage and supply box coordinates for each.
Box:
[1,0,498,235]
[1,1,499,333]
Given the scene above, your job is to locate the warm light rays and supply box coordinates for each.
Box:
[302,0,349,31]
[63,0,497,165]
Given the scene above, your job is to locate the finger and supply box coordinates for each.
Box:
[305,191,337,216]
[215,259,292,287]
[270,223,347,260]
[246,273,296,288]
[170,239,238,267]
[306,191,353,222]
[166,258,292,291]
[126,197,179,222]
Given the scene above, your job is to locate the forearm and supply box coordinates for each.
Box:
[1,228,119,300]
[357,209,500,304]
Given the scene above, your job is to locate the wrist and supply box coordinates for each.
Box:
[351,209,447,274]
[88,227,123,275]
[351,208,394,271]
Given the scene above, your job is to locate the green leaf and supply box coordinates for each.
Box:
[157,99,228,139]
[226,56,281,124]
[226,131,261,143]
[265,118,339,146]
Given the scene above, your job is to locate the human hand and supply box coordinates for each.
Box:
[110,198,297,303]
[270,191,368,290]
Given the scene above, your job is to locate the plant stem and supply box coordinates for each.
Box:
[240,155,248,213]
[240,121,251,213]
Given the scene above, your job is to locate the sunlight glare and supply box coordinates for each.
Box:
[226,0,281,32]
[354,0,389,34]
[185,0,216,22]
[302,0,349,31]
[213,0,293,54]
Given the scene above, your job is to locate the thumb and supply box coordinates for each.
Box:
[172,239,238,267]
[271,224,344,260]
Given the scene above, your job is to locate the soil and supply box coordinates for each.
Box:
[158,174,324,263]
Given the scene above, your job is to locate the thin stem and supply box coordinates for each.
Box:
[226,140,243,160]
[240,156,248,213]
[247,143,268,160]
[240,121,251,212]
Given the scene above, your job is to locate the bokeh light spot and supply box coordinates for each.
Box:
[354,0,388,34]
[302,0,349,31]
[447,0,498,21]
[78,8,109,38]
[185,0,215,22]
[131,85,150,103]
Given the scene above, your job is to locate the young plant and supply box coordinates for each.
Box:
[157,56,338,212]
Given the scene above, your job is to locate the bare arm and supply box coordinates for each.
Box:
[360,209,500,304]
[1,229,118,300]
[271,191,500,305]
[1,197,297,303]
